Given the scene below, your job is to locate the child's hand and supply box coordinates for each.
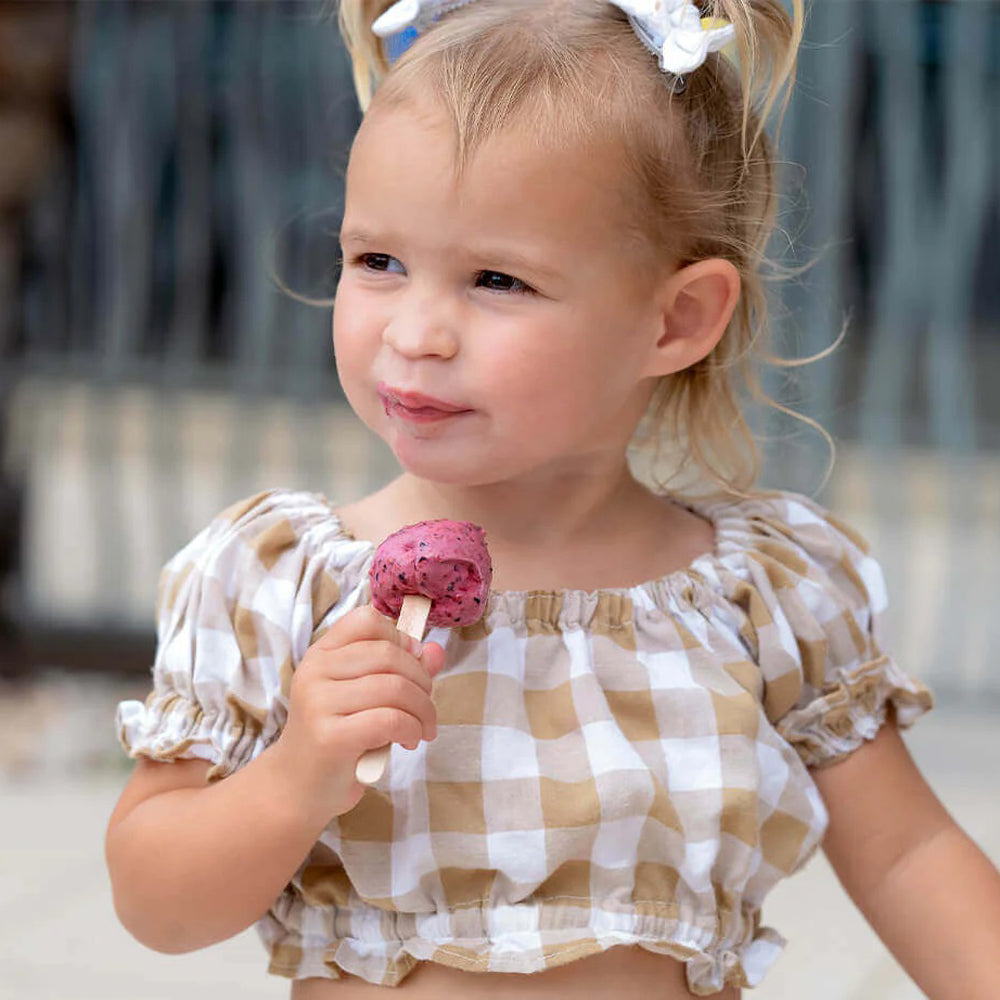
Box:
[271,605,445,818]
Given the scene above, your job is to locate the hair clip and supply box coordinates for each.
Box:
[609,1,735,76]
[373,0,476,38]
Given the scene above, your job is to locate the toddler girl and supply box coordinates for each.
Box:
[106,1,1000,997]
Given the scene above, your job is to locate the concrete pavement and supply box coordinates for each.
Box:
[1,704,997,1000]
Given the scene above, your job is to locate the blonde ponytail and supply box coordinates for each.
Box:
[624,0,818,501]
[711,0,805,159]
[337,0,397,108]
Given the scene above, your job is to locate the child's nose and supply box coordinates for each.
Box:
[382,301,459,360]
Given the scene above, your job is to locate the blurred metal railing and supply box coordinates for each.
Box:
[6,0,358,394]
[1,1,998,696]
[772,0,999,456]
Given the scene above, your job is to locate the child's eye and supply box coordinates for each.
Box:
[475,270,532,294]
[358,253,406,274]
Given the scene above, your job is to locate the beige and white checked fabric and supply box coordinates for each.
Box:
[117,488,932,996]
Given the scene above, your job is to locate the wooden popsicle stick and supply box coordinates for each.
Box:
[355,593,433,785]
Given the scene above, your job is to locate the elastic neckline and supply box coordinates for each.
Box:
[327,493,744,602]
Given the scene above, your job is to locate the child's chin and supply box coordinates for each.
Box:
[390,446,501,489]
[395,456,484,486]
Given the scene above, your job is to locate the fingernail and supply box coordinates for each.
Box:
[408,637,424,657]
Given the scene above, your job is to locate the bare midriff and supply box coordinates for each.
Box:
[289,947,740,999]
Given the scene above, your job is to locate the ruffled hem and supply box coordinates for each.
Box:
[116,692,269,781]
[775,654,934,769]
[258,906,785,995]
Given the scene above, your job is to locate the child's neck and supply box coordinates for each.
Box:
[401,467,643,543]
[338,469,715,593]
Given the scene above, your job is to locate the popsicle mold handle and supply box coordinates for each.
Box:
[355,594,433,785]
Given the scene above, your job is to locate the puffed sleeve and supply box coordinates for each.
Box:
[727,491,933,769]
[116,489,369,781]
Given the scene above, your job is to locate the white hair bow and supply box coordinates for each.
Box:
[609,1,735,76]
[372,0,735,78]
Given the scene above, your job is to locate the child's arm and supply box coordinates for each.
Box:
[813,716,1000,998]
[106,750,323,953]
[105,606,443,955]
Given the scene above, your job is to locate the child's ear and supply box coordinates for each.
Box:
[644,258,741,377]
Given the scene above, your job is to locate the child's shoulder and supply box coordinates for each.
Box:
[696,487,883,612]
[182,487,361,556]
[703,487,873,560]
[212,487,341,534]
[157,488,373,623]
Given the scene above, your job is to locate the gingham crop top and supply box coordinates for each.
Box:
[116,488,932,996]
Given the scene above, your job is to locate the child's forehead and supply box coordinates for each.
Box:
[352,92,628,190]
[343,102,658,277]
[345,85,672,270]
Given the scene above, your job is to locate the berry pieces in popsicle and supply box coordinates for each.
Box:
[369,519,492,627]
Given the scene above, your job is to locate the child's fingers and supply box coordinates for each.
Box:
[314,605,420,654]
[309,639,434,692]
[420,642,446,678]
[327,674,438,739]
[339,707,426,757]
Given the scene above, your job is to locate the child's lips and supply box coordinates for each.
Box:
[377,383,473,422]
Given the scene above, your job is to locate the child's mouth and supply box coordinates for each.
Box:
[377,383,473,423]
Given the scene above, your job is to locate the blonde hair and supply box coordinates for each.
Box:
[337,0,836,500]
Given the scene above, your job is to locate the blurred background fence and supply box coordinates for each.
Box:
[0,0,998,699]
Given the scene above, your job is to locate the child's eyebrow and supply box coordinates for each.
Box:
[339,228,383,246]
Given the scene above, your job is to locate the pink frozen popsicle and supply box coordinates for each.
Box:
[356,519,492,784]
